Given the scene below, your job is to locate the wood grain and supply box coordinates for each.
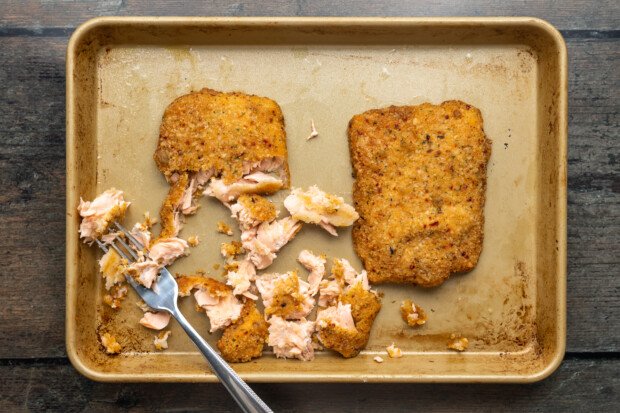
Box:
[0,358,617,412]
[0,34,617,358]
[0,0,618,32]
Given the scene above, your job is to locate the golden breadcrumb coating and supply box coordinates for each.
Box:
[237,194,277,223]
[217,300,269,363]
[348,101,491,286]
[176,275,229,297]
[264,271,309,320]
[400,299,427,327]
[159,172,189,239]
[154,88,290,185]
[320,284,382,358]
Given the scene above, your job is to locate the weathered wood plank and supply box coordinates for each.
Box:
[0,0,618,32]
[0,36,617,357]
[0,358,617,412]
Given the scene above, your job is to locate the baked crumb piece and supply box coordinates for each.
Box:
[187,235,200,247]
[213,263,221,270]
[217,221,234,236]
[154,331,171,351]
[221,241,245,260]
[447,334,469,352]
[374,356,384,363]
[386,343,403,358]
[217,300,269,363]
[100,332,122,354]
[103,285,128,309]
[400,299,427,327]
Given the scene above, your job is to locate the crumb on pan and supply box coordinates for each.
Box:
[154,331,171,351]
[348,101,491,286]
[221,241,245,260]
[217,300,269,363]
[447,334,469,352]
[187,235,200,247]
[386,343,403,358]
[103,285,128,309]
[400,299,427,327]
[100,332,122,354]
[217,221,234,236]
[374,356,384,363]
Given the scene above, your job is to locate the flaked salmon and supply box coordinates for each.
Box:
[139,311,171,330]
[283,186,358,236]
[78,188,130,243]
[297,250,326,296]
[242,217,301,269]
[267,316,315,361]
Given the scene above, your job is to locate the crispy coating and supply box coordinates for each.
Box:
[154,88,290,185]
[217,300,269,363]
[400,299,427,327]
[238,194,277,223]
[348,101,491,286]
[159,172,189,239]
[176,275,229,297]
[320,284,382,358]
[265,272,310,320]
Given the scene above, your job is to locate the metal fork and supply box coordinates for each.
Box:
[96,222,272,413]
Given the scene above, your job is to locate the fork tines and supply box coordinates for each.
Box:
[94,222,144,264]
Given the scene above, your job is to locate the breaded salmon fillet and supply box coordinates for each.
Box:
[217,300,268,363]
[155,88,290,184]
[348,101,491,286]
[154,88,290,238]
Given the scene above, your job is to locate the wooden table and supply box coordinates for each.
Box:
[1,1,618,411]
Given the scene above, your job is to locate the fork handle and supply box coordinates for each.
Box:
[171,309,273,413]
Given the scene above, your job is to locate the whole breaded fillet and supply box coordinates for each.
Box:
[154,88,290,185]
[348,101,491,287]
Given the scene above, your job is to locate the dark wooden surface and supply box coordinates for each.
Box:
[0,1,618,411]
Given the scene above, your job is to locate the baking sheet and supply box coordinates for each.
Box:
[66,17,567,382]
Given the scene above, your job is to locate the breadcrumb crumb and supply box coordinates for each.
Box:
[374,356,384,363]
[187,235,200,247]
[221,241,244,259]
[103,285,128,309]
[100,332,122,354]
[217,221,234,236]
[154,331,171,350]
[386,343,403,358]
[400,299,427,327]
[447,334,469,351]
